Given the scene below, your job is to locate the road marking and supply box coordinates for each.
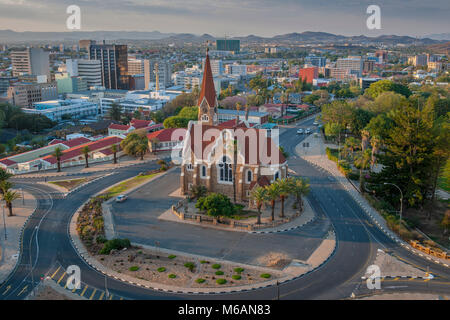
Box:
[393,277,399,281]
[109,294,114,300]
[99,292,105,300]
[2,285,11,295]
[17,285,28,296]
[89,288,97,300]
[80,285,88,297]
[72,286,77,293]
[51,266,61,279]
[57,272,66,285]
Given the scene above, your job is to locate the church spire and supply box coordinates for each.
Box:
[198,48,217,108]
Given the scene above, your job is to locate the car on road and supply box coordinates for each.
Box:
[313,121,319,126]
[115,195,128,203]
[305,128,311,134]
[296,128,304,134]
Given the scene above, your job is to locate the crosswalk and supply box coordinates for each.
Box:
[48,264,125,301]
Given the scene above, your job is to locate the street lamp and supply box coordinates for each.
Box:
[2,201,6,240]
[384,183,403,226]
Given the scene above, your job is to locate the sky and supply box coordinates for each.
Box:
[0,0,449,37]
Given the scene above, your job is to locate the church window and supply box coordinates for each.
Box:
[218,156,232,182]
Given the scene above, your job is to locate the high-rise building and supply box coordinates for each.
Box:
[128,58,145,76]
[89,43,129,90]
[225,64,247,76]
[0,76,18,95]
[144,59,172,90]
[336,57,363,77]
[66,59,102,89]
[299,67,318,84]
[7,82,58,108]
[11,48,50,79]
[305,55,327,68]
[408,54,427,67]
[363,60,375,74]
[203,59,223,76]
[79,40,95,52]
[55,73,88,94]
[216,39,240,52]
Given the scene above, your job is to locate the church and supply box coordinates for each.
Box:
[180,49,288,203]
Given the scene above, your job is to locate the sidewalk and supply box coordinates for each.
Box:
[14,154,161,179]
[296,133,450,268]
[0,190,37,285]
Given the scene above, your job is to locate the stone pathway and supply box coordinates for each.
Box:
[0,190,37,285]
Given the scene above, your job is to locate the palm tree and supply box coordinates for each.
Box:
[52,146,63,172]
[0,180,12,196]
[2,190,21,217]
[265,183,280,221]
[136,139,148,160]
[275,178,291,218]
[111,144,118,164]
[370,135,381,168]
[354,149,371,193]
[82,146,90,168]
[0,168,12,183]
[250,187,267,225]
[289,177,310,212]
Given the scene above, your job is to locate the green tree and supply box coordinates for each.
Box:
[354,149,372,193]
[250,187,268,225]
[120,132,149,160]
[275,178,291,218]
[82,146,90,168]
[2,190,21,217]
[289,177,310,211]
[108,103,122,122]
[52,147,63,172]
[111,144,118,164]
[365,80,411,99]
[195,193,235,217]
[265,183,280,221]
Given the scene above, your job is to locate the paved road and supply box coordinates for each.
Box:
[0,116,449,300]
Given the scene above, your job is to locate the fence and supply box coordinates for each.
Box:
[171,200,300,231]
[410,241,449,260]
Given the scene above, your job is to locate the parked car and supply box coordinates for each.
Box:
[313,121,319,126]
[297,128,304,134]
[305,128,311,134]
[115,195,128,203]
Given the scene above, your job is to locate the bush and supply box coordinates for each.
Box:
[200,260,209,264]
[157,267,166,272]
[129,266,139,272]
[96,235,107,244]
[212,264,221,269]
[168,274,177,279]
[196,278,206,284]
[168,255,176,259]
[99,238,131,254]
[234,267,244,274]
[260,273,271,279]
[232,275,241,280]
[216,279,227,285]
[215,271,224,275]
[184,262,195,271]
[196,193,236,217]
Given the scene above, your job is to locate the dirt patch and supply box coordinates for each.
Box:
[255,252,292,269]
[49,177,94,191]
[94,246,281,288]
[366,249,427,278]
[30,284,71,300]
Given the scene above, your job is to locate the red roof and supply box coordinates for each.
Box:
[130,119,152,129]
[48,139,64,145]
[41,136,123,165]
[0,158,16,167]
[198,50,217,108]
[61,137,91,148]
[147,128,185,143]
[109,124,132,131]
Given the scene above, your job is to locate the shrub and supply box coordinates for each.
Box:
[168,255,176,259]
[215,271,224,275]
[260,273,271,279]
[196,278,206,284]
[196,193,236,217]
[184,262,195,271]
[232,275,241,280]
[129,266,139,272]
[96,235,107,244]
[99,238,131,255]
[211,264,221,269]
[157,267,166,272]
[200,260,209,264]
[216,279,227,285]
[168,274,177,279]
[234,267,244,274]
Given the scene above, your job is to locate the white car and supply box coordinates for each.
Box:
[313,121,319,126]
[115,195,128,203]
[305,128,311,134]
[297,128,304,134]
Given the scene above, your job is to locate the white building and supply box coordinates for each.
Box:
[66,59,102,89]
[23,99,99,121]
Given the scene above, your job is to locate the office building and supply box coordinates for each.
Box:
[225,64,247,76]
[299,67,318,84]
[408,54,428,67]
[0,77,18,95]
[128,58,145,75]
[79,40,95,52]
[89,43,129,90]
[336,58,363,77]
[216,39,240,52]
[305,55,327,68]
[23,99,99,121]
[55,73,88,94]
[66,59,102,89]
[203,59,223,76]
[11,47,50,79]
[7,82,58,108]
[144,59,172,90]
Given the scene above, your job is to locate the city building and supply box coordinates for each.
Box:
[304,55,327,68]
[0,76,18,95]
[299,67,318,84]
[359,78,382,90]
[180,50,287,202]
[89,43,129,90]
[23,99,98,121]
[55,73,88,94]
[408,54,428,67]
[7,82,58,108]
[11,47,50,79]
[147,128,184,153]
[428,61,444,73]
[336,57,363,77]
[144,59,172,90]
[79,40,95,52]
[66,59,102,89]
[128,58,145,75]
[216,39,240,52]
[225,64,247,76]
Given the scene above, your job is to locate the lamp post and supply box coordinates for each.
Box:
[2,202,6,240]
[384,183,403,226]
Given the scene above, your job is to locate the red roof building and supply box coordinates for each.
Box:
[147,128,185,153]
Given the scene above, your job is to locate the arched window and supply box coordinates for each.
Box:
[201,114,209,122]
[246,170,253,183]
[201,165,207,178]
[274,171,280,181]
[218,156,232,182]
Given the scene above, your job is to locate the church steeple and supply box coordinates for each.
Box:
[198,48,218,125]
